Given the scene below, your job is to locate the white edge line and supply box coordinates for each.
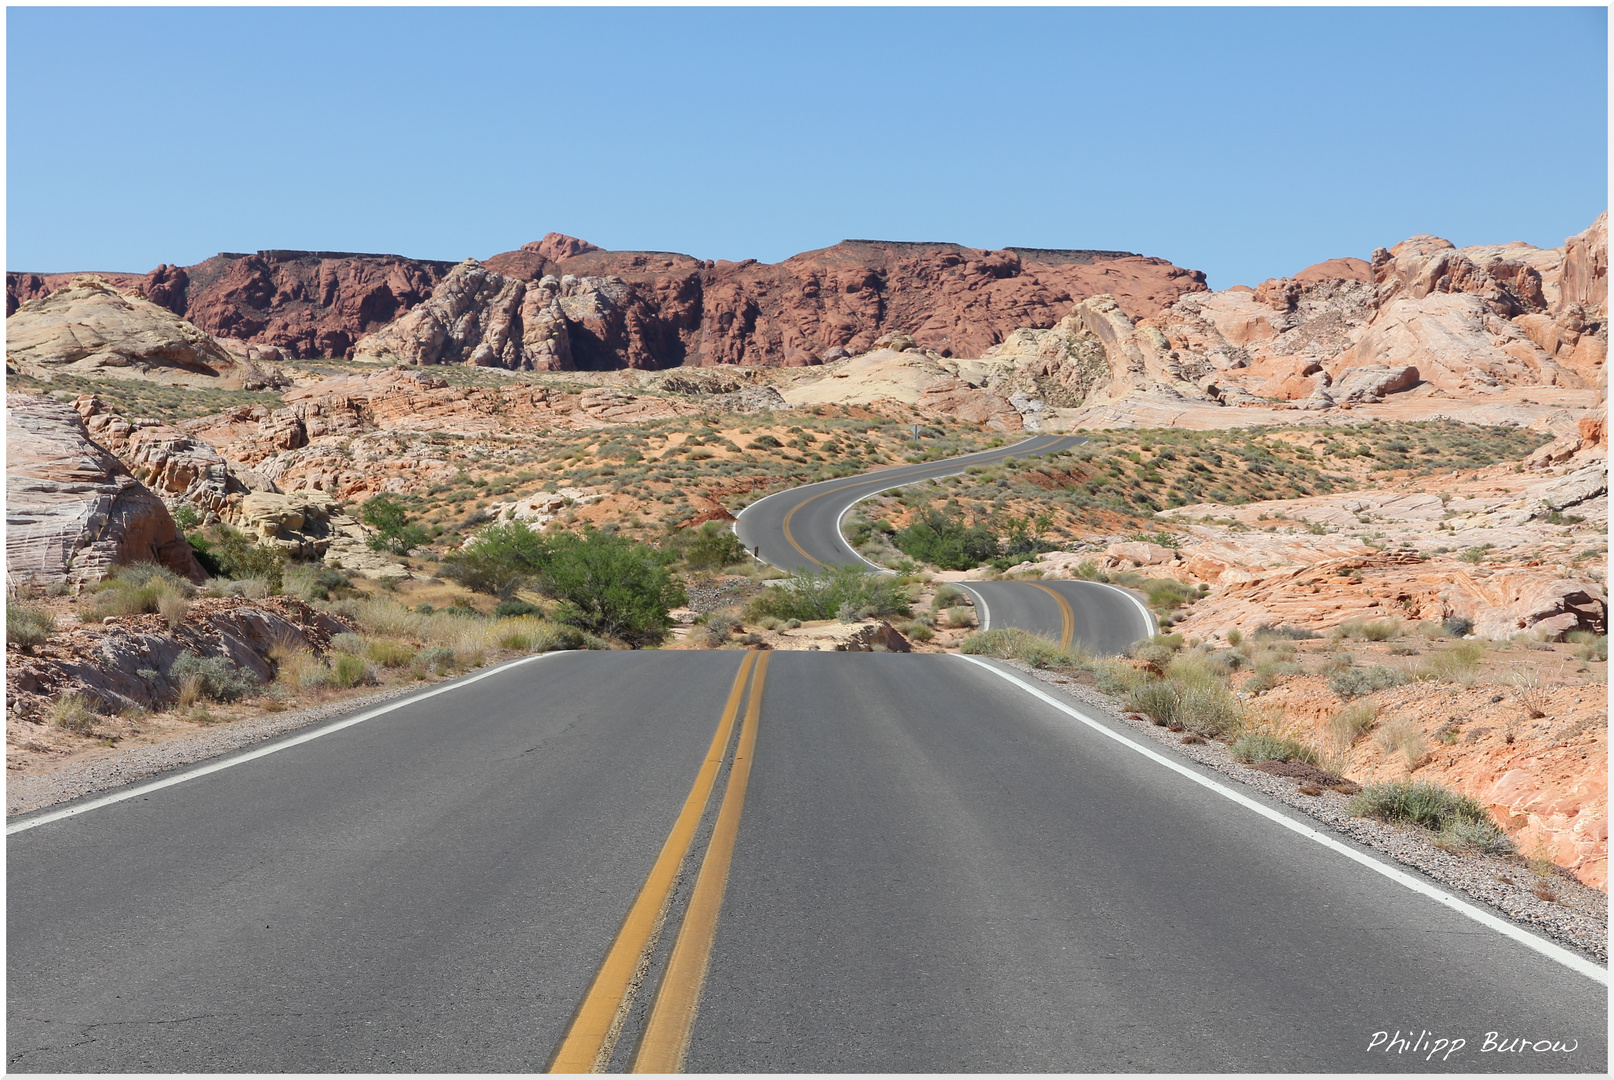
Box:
[6,651,564,836]
[1087,580,1158,641]
[956,583,992,632]
[952,653,1609,986]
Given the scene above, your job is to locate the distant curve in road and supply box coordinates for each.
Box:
[961,578,1155,655]
[734,433,1083,572]
[734,433,1156,652]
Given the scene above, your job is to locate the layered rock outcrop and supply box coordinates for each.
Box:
[6,394,206,588]
[12,234,1208,367]
[988,214,1607,427]
[5,276,279,388]
[9,251,457,359]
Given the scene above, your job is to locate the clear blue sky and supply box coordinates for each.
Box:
[7,6,1607,289]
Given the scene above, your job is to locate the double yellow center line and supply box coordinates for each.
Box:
[1029,582,1075,650]
[549,652,770,1073]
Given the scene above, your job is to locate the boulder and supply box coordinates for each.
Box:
[237,490,409,581]
[6,393,205,587]
[6,276,259,387]
[1329,364,1420,403]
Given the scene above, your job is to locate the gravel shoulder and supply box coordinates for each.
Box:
[999,657,1610,967]
[6,679,435,819]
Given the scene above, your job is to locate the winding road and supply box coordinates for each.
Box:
[8,440,1608,1073]
[735,432,1156,653]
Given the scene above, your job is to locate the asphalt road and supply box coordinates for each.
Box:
[962,579,1156,655]
[9,651,1606,1072]
[734,434,1085,572]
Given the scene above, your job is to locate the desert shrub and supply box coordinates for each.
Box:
[353,597,423,639]
[1567,630,1608,662]
[171,503,202,530]
[941,606,976,630]
[1229,733,1318,765]
[330,653,370,688]
[1141,577,1199,614]
[901,621,936,643]
[746,564,910,624]
[439,520,549,598]
[1225,628,1243,647]
[1374,717,1428,770]
[361,494,429,555]
[1441,614,1474,638]
[210,527,286,590]
[694,615,739,648]
[1126,676,1242,737]
[170,650,259,702]
[1329,701,1377,748]
[413,645,458,675]
[537,529,685,646]
[364,638,416,667]
[1414,643,1483,685]
[960,627,1086,669]
[931,585,966,610]
[84,563,196,622]
[1253,623,1318,641]
[1335,617,1401,641]
[1434,816,1517,856]
[492,599,543,618]
[223,577,276,599]
[330,632,365,654]
[1348,780,1514,853]
[1506,668,1551,719]
[671,521,748,572]
[51,692,98,734]
[1329,664,1409,699]
[892,507,999,571]
[282,563,353,602]
[529,623,606,652]
[7,603,55,651]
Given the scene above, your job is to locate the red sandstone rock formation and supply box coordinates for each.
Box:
[10,234,1207,367]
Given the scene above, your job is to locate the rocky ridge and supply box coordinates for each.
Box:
[10,234,1208,367]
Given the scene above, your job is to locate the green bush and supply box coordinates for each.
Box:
[1253,623,1319,641]
[361,494,430,555]
[330,653,370,688]
[492,599,543,618]
[1329,664,1410,700]
[960,627,1086,669]
[1348,780,1516,854]
[892,507,999,571]
[440,520,549,598]
[537,529,686,647]
[170,650,259,702]
[7,603,55,651]
[671,521,748,572]
[746,564,911,624]
[365,638,416,668]
[209,528,286,590]
[1229,733,1318,765]
[930,585,966,610]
